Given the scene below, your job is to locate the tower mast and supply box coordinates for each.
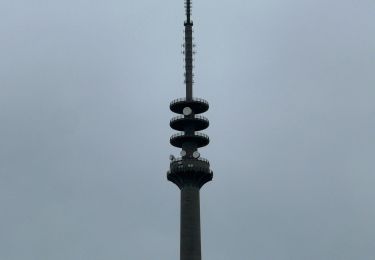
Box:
[184,0,193,100]
[168,1,213,260]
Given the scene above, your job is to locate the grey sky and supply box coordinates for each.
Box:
[0,0,374,259]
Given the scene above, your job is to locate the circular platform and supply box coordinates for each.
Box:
[170,97,209,114]
[170,132,210,148]
[170,115,209,131]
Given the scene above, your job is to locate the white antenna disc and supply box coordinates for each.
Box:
[183,107,192,116]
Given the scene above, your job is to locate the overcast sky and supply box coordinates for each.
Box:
[1,0,374,259]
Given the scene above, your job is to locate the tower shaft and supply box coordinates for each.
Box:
[181,186,201,260]
[168,1,213,259]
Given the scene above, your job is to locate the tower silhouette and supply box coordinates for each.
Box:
[167,1,213,260]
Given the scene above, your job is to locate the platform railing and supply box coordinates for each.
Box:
[170,114,209,123]
[170,157,210,165]
[170,97,209,106]
[170,132,209,140]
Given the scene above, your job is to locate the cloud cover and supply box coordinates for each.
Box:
[0,0,374,259]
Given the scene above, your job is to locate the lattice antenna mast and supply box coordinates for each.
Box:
[184,0,194,101]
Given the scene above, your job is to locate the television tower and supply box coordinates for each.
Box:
[167,0,213,260]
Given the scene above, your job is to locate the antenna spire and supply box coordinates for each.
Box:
[184,0,194,100]
[185,0,191,23]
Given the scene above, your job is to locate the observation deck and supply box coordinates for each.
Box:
[167,157,213,189]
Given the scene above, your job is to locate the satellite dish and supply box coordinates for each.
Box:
[193,151,200,159]
[180,150,187,157]
[169,155,176,161]
[183,107,192,116]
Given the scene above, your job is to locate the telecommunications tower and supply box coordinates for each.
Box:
[167,0,213,260]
